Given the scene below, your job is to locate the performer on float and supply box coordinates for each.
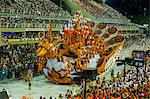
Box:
[55,47,60,61]
[75,58,82,72]
[65,62,72,77]
[37,56,46,73]
[81,60,88,69]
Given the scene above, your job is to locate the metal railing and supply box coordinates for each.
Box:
[0,8,72,20]
[0,22,64,28]
[0,7,132,25]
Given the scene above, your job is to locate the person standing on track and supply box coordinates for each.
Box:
[27,74,32,90]
[111,69,114,78]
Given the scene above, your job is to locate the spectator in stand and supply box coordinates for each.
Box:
[0,43,38,80]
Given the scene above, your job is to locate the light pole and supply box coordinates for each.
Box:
[83,77,87,99]
[123,63,126,81]
[136,66,138,81]
[60,0,62,8]
[144,50,149,78]
[144,8,146,16]
[116,60,126,81]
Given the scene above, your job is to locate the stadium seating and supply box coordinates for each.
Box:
[0,44,38,80]
[73,0,127,20]
[0,0,71,17]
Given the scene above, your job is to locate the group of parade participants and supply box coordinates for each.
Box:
[36,12,124,84]
[38,23,103,72]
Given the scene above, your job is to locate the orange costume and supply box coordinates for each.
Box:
[65,62,71,75]
[82,62,88,69]
[75,58,81,68]
[22,96,26,99]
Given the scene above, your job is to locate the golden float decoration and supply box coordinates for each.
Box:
[98,22,107,29]
[108,27,117,34]
[37,12,124,84]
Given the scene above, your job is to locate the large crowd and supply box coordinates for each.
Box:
[0,0,71,28]
[37,63,149,99]
[1,32,24,41]
[106,23,138,29]
[73,0,127,20]
[61,37,150,99]
[0,0,71,17]
[64,66,150,99]
[124,35,149,48]
[118,30,140,35]
[0,43,38,80]
[0,0,135,30]
[1,31,41,41]
[0,16,68,28]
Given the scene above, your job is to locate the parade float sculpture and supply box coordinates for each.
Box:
[37,11,124,84]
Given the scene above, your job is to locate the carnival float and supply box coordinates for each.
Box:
[37,11,124,84]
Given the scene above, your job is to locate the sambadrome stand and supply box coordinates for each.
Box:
[37,12,124,84]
